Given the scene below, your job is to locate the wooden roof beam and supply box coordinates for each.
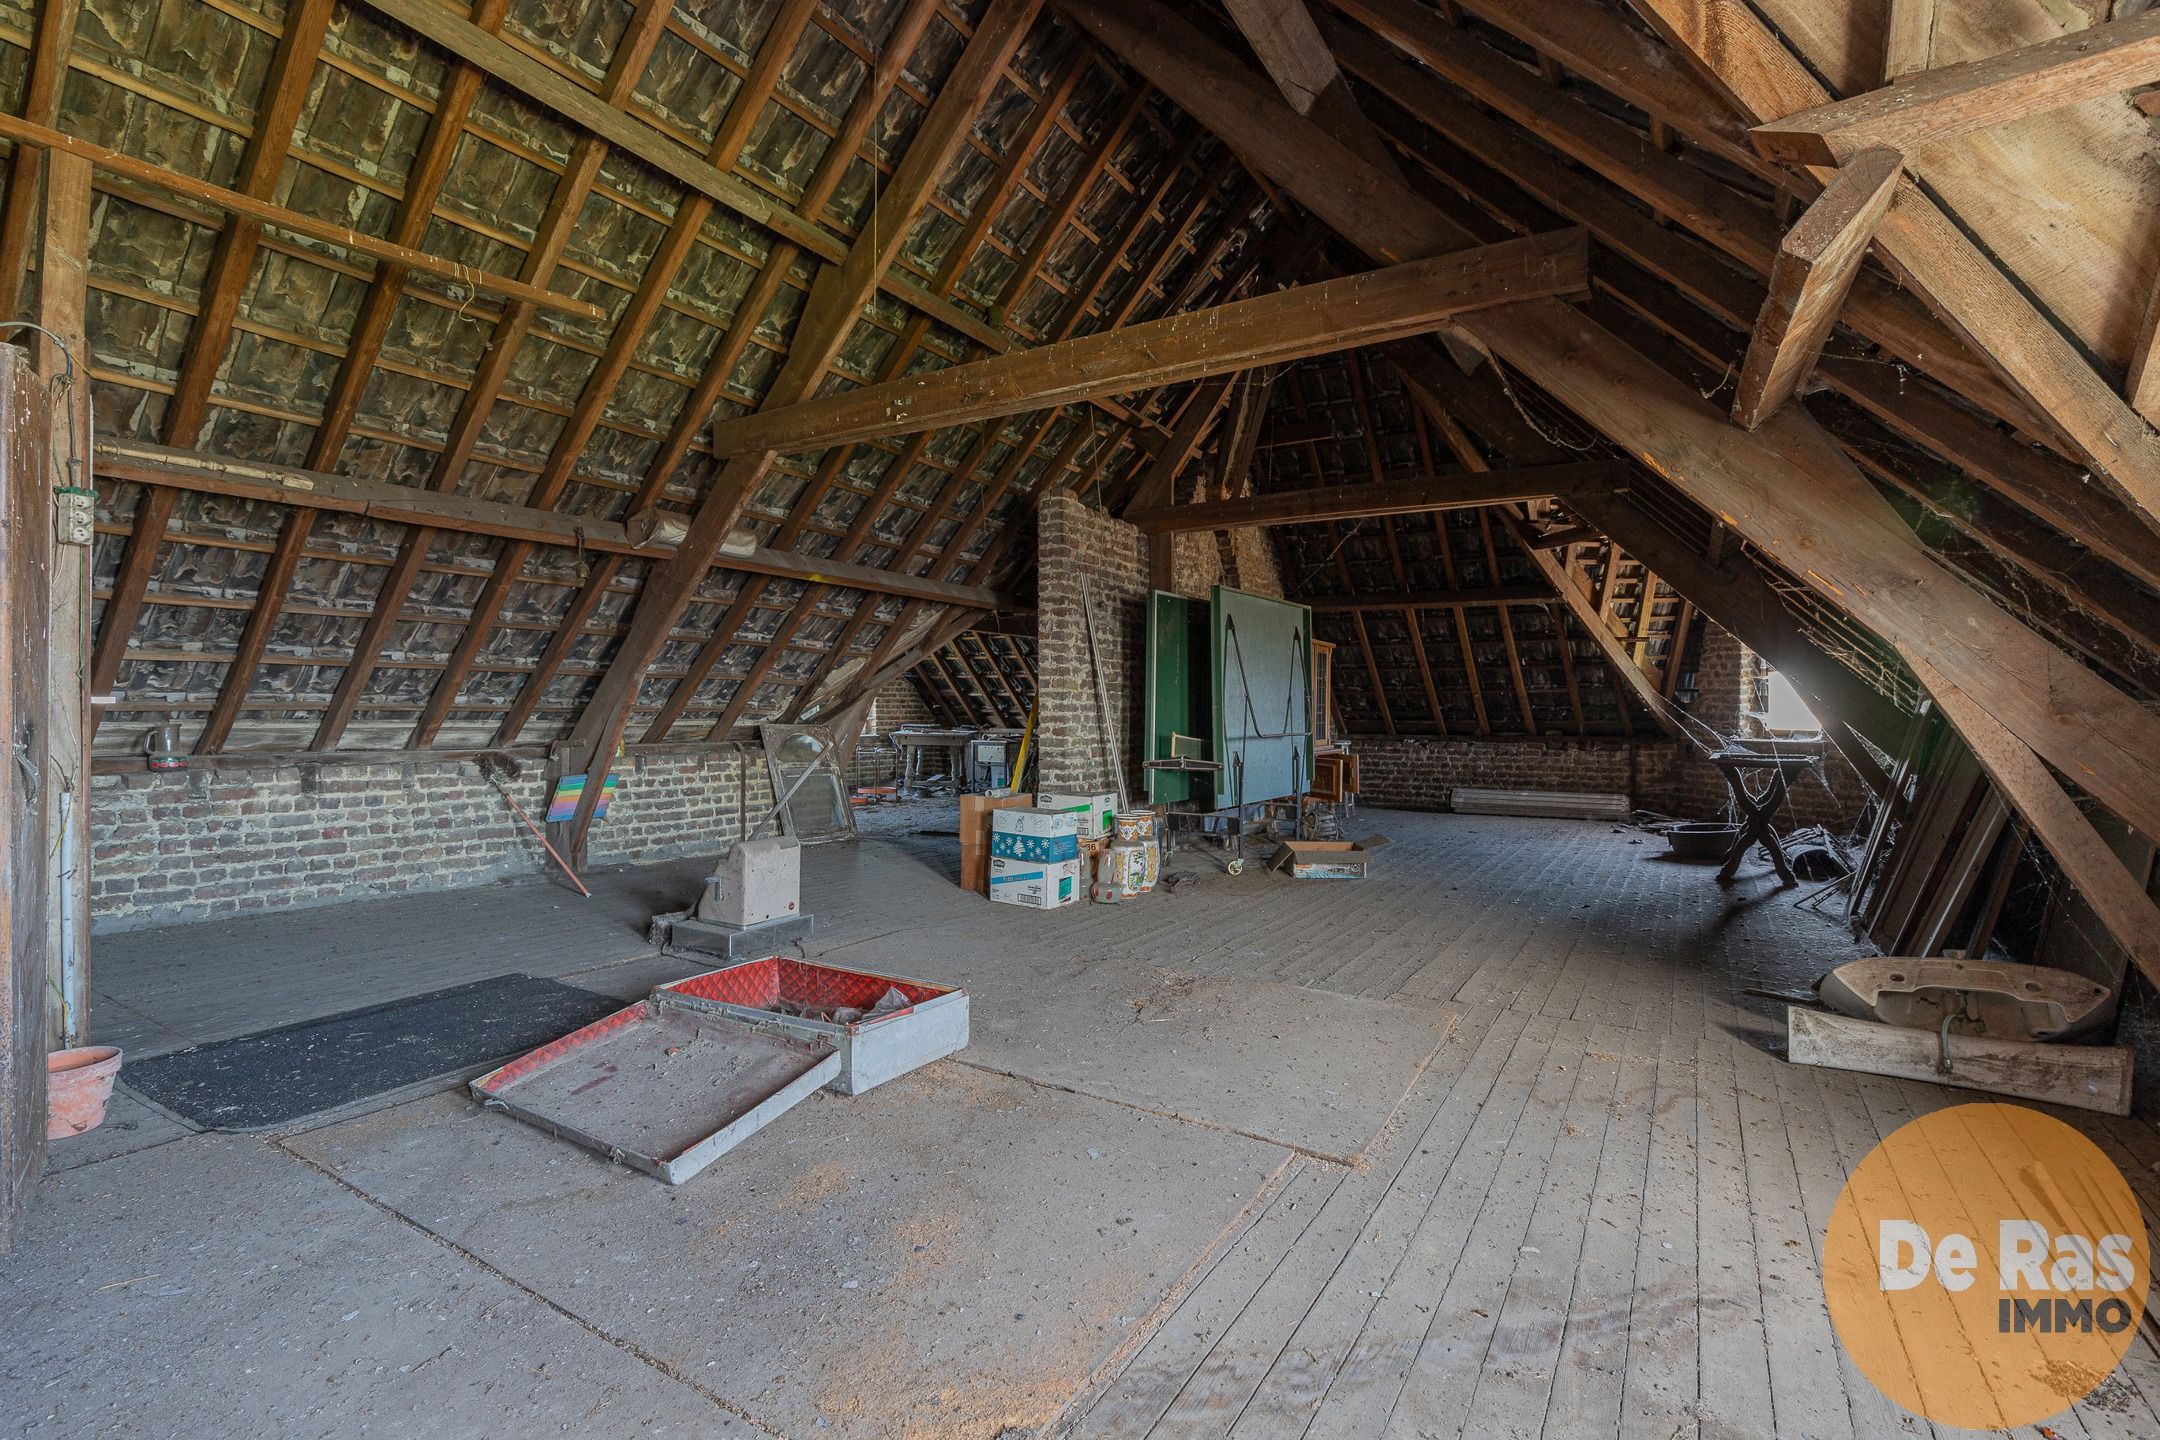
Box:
[0,115,606,326]
[1732,147,1903,429]
[1060,0,2160,847]
[0,0,79,324]
[86,0,334,737]
[1224,0,1406,178]
[1308,586,1557,611]
[1911,660,2160,996]
[360,0,1019,354]
[91,441,1014,611]
[1752,11,2160,166]
[1326,2,2046,451]
[1126,460,1621,532]
[1882,0,1935,85]
[1323,22,2160,594]
[706,231,1592,457]
[1621,0,2160,532]
[1123,376,1237,515]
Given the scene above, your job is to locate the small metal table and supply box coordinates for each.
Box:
[1146,755,1254,874]
[893,727,974,795]
[1709,748,1818,885]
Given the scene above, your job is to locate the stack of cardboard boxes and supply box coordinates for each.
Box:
[989,807,1083,909]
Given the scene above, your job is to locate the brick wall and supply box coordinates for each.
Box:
[1036,495,1149,795]
[1344,624,1868,829]
[1351,735,1681,811]
[1162,469,1284,602]
[844,677,934,787]
[1655,625,1871,831]
[90,749,779,933]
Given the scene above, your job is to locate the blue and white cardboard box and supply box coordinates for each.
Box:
[991,807,1080,863]
[1036,791,1117,837]
[989,855,1081,909]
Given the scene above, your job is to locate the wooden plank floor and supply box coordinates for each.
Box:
[75,806,2160,1439]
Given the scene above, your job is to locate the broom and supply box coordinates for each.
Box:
[474,754,591,898]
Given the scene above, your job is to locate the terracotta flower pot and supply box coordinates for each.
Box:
[47,1045,123,1139]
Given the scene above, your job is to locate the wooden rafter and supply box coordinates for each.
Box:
[1327,3,2044,446]
[0,116,606,328]
[1064,0,2160,845]
[200,0,517,755]
[95,441,1014,610]
[1751,11,2160,165]
[1337,15,2160,600]
[86,0,334,734]
[412,0,822,747]
[1225,0,1406,176]
[312,2,674,751]
[1402,337,1904,751]
[556,0,1046,858]
[1617,0,2160,530]
[0,0,81,324]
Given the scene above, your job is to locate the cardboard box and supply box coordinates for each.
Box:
[991,806,1080,863]
[959,792,1032,894]
[989,856,1081,909]
[1036,791,1117,837]
[1267,837,1386,880]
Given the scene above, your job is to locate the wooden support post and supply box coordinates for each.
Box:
[0,0,79,325]
[36,150,91,1048]
[1882,0,1936,84]
[0,343,54,1250]
[1733,148,1903,430]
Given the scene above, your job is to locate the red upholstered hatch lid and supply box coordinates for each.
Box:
[662,957,952,1021]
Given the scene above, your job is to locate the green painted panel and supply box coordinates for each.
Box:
[1144,591,1210,803]
[1210,586,1313,810]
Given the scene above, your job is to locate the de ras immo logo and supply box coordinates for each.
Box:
[1821,1102,2150,1430]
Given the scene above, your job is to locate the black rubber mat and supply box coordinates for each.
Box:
[126,974,621,1132]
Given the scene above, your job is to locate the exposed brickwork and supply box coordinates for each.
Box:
[1352,735,1681,811]
[1654,625,1870,830]
[1035,495,1148,795]
[845,678,934,787]
[1345,624,1867,830]
[1162,469,1284,603]
[90,750,779,933]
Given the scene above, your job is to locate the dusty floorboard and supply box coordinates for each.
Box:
[6,807,2159,1439]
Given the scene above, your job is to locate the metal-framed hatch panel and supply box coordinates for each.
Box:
[470,998,840,1185]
